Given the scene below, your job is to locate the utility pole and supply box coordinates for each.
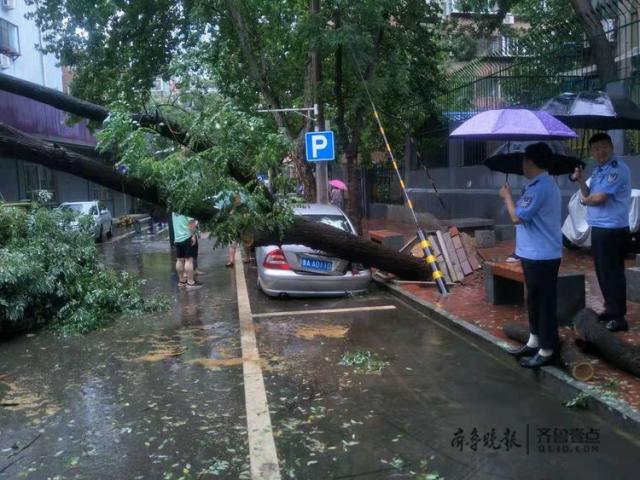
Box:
[311,0,328,203]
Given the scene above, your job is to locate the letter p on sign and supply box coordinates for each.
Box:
[305,131,335,162]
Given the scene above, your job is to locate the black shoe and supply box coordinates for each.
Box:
[597,312,609,322]
[606,319,629,332]
[519,352,556,369]
[507,345,538,358]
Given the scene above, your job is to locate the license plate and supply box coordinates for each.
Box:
[300,257,332,272]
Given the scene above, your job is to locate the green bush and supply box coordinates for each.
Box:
[0,205,167,335]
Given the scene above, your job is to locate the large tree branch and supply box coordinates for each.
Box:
[0,72,195,149]
[0,72,255,185]
[0,122,431,280]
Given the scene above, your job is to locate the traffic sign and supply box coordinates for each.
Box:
[305,131,335,162]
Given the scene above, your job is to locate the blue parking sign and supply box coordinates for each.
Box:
[305,131,335,162]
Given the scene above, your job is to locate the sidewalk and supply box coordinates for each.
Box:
[363,218,640,418]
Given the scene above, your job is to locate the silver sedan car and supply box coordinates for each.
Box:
[256,203,372,297]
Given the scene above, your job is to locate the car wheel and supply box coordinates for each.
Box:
[96,225,104,243]
[106,223,113,239]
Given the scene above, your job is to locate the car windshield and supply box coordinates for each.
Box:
[61,204,90,214]
[300,214,352,233]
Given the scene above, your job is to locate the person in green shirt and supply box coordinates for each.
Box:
[171,213,201,288]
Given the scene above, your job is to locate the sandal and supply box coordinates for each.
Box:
[225,261,234,268]
[178,280,187,287]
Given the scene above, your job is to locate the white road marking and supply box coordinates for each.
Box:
[234,251,281,480]
[252,305,397,319]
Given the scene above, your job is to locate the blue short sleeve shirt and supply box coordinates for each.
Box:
[586,157,631,229]
[514,172,562,261]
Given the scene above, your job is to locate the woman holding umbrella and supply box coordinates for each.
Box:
[499,143,563,368]
[329,179,346,210]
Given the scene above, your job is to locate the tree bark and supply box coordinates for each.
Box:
[574,308,640,379]
[0,72,201,153]
[293,131,317,202]
[569,0,618,87]
[503,323,594,382]
[0,122,430,280]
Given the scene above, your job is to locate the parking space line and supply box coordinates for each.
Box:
[234,252,281,480]
[251,305,397,319]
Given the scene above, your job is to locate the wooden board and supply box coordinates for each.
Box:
[459,231,482,271]
[436,230,460,282]
[450,227,473,276]
[429,234,452,283]
[410,235,452,283]
[441,231,464,281]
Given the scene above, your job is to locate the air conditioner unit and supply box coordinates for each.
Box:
[503,13,515,25]
[2,0,17,10]
[0,54,11,69]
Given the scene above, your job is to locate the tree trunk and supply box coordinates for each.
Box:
[253,217,430,280]
[0,123,430,280]
[293,131,317,202]
[503,323,594,382]
[569,0,618,87]
[574,308,640,379]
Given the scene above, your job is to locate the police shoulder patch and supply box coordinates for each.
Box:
[607,172,619,183]
[519,195,533,208]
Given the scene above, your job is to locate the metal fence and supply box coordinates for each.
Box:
[429,1,640,166]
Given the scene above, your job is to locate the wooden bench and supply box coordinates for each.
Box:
[484,261,585,326]
[369,229,405,251]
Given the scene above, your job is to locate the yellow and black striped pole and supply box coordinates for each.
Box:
[371,111,448,295]
[348,47,447,294]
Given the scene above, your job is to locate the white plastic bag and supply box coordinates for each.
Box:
[562,187,640,248]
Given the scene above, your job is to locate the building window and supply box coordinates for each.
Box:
[0,18,20,58]
[22,163,57,203]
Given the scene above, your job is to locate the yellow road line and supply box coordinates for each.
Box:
[234,252,281,480]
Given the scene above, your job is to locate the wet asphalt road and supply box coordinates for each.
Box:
[1,233,640,479]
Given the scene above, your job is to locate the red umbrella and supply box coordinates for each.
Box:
[329,179,347,191]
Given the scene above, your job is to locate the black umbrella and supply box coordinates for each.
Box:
[485,141,585,176]
[541,91,640,130]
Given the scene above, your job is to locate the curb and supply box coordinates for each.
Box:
[375,277,640,437]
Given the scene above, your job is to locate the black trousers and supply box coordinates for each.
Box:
[591,226,629,319]
[521,258,561,350]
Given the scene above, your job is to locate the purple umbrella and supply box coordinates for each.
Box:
[450,109,577,141]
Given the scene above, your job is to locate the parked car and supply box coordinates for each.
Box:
[256,203,372,297]
[59,201,113,242]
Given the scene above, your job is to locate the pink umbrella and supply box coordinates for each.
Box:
[329,179,347,191]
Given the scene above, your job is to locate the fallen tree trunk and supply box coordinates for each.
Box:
[503,323,595,381]
[574,308,640,379]
[0,72,249,183]
[0,123,431,280]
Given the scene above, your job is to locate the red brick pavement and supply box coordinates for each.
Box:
[363,218,640,413]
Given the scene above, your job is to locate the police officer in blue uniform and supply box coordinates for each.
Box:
[500,143,562,368]
[573,133,632,332]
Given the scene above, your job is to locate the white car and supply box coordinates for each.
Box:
[256,203,372,298]
[59,201,113,242]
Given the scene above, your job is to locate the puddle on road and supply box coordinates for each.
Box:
[187,357,244,369]
[133,344,187,362]
[294,324,349,340]
[0,375,60,423]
